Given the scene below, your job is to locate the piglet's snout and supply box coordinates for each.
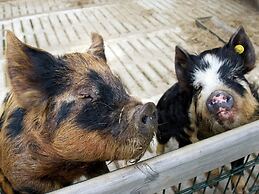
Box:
[206,91,234,114]
[136,102,157,134]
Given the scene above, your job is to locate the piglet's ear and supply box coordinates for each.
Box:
[88,32,106,62]
[175,46,192,91]
[227,26,256,73]
[6,31,66,108]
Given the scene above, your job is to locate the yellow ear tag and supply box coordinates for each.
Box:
[234,45,244,54]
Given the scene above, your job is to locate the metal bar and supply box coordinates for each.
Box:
[249,172,259,193]
[202,171,211,194]
[244,154,259,189]
[232,155,250,193]
[213,166,224,194]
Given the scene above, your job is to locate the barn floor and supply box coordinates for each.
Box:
[0,0,259,102]
[0,0,258,193]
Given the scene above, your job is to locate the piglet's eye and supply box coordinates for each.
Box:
[194,85,202,92]
[232,75,238,80]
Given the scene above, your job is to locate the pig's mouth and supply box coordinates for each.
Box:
[215,107,234,123]
[125,135,153,161]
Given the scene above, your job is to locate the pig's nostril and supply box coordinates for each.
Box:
[226,95,234,107]
[141,114,156,125]
[141,115,149,124]
[141,112,156,125]
[226,96,232,102]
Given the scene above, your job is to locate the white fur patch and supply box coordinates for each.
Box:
[64,95,76,103]
[193,54,225,98]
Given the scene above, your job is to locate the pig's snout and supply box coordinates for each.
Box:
[206,90,234,114]
[136,102,157,134]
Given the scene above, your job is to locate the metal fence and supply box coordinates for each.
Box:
[174,154,258,194]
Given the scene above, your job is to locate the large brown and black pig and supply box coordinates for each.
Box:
[0,31,157,194]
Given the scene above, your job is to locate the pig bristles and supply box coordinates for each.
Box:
[125,137,149,164]
[119,106,125,124]
[98,101,114,110]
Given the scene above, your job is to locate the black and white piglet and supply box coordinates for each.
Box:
[156,26,258,193]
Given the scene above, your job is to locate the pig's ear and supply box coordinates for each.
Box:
[175,46,192,92]
[88,32,106,62]
[227,26,256,73]
[6,31,65,108]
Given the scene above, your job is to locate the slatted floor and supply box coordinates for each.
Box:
[1,0,259,102]
[0,0,258,193]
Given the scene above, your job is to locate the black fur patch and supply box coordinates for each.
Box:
[18,187,39,194]
[56,101,75,126]
[6,108,26,138]
[0,114,3,129]
[231,157,245,175]
[156,83,192,146]
[3,92,10,103]
[217,49,246,96]
[76,70,129,133]
[0,93,11,129]
[249,82,259,102]
[0,93,11,130]
[87,70,126,104]
[24,47,71,97]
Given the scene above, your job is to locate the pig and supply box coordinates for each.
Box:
[156,26,258,193]
[0,31,157,194]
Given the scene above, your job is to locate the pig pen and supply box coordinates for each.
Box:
[0,0,258,193]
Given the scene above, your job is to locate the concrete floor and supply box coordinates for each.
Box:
[0,0,258,193]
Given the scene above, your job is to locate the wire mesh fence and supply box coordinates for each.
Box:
[169,154,258,194]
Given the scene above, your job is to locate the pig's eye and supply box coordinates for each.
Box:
[194,85,202,93]
[232,75,239,80]
[78,93,94,102]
